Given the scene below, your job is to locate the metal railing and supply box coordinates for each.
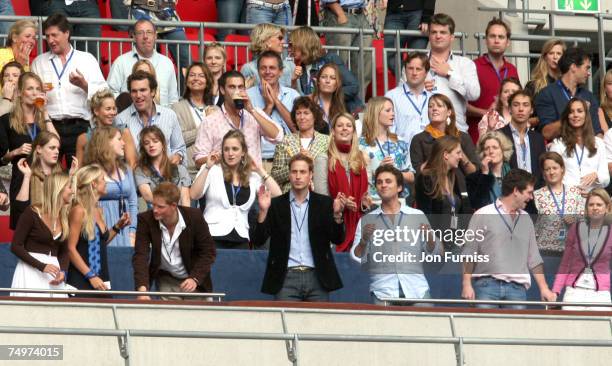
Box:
[0,299,610,366]
[2,287,226,301]
[378,297,612,310]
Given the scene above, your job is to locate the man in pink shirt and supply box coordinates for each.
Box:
[462,169,557,309]
[193,71,283,167]
[466,17,519,143]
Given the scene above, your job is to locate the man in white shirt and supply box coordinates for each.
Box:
[31,13,108,167]
[115,70,186,164]
[352,164,440,305]
[134,182,216,301]
[426,13,480,133]
[385,52,432,147]
[107,19,179,107]
[246,50,300,166]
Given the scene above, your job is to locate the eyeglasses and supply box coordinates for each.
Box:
[134,30,155,37]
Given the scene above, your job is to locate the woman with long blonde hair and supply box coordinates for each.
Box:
[358,96,413,204]
[84,126,138,247]
[525,39,566,97]
[191,130,281,249]
[10,172,73,297]
[0,72,60,228]
[313,113,369,252]
[67,164,130,296]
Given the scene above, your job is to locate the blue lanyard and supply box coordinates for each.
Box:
[484,54,508,82]
[290,199,309,233]
[187,99,204,123]
[586,225,604,264]
[575,145,585,169]
[402,85,427,117]
[380,211,404,230]
[557,80,572,101]
[27,123,38,141]
[446,193,457,215]
[318,96,329,123]
[547,185,566,217]
[50,48,75,87]
[375,137,391,158]
[150,165,164,181]
[231,184,241,206]
[109,167,125,215]
[519,142,527,168]
[494,202,520,237]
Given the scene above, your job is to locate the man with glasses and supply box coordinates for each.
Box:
[107,19,180,107]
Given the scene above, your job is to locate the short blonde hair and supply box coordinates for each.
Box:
[89,88,115,125]
[477,131,514,162]
[7,20,37,47]
[289,26,323,65]
[205,42,227,61]
[250,23,285,55]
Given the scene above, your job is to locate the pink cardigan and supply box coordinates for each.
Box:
[552,222,612,293]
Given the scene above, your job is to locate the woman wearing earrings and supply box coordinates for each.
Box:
[549,98,609,193]
[190,130,281,249]
[135,126,191,208]
[309,63,347,128]
[552,188,612,310]
[271,97,330,193]
[241,23,295,88]
[10,172,72,297]
[359,96,414,205]
[84,126,138,247]
[410,94,479,193]
[67,164,130,295]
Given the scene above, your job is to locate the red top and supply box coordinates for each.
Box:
[467,54,519,140]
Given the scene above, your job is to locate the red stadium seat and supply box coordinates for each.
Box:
[224,34,251,71]
[12,0,30,16]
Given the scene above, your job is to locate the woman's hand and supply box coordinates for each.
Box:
[2,81,15,100]
[579,172,598,190]
[49,271,65,286]
[16,158,31,176]
[88,276,108,291]
[115,212,131,230]
[206,152,220,168]
[380,156,394,166]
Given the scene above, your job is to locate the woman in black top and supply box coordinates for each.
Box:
[67,164,129,296]
[0,72,60,228]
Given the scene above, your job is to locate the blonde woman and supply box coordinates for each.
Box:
[0,20,37,70]
[204,43,227,105]
[525,39,566,97]
[67,164,130,296]
[313,113,369,252]
[75,88,138,168]
[10,172,73,297]
[241,23,295,88]
[84,126,138,247]
[358,96,414,204]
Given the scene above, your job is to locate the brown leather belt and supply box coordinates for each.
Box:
[131,0,176,12]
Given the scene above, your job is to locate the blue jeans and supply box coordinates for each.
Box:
[40,0,101,59]
[216,0,246,41]
[384,10,429,77]
[246,2,291,26]
[473,277,527,310]
[0,0,14,44]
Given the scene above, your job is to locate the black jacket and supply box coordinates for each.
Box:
[253,191,345,295]
[499,124,546,188]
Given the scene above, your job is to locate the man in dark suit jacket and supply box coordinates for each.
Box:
[133,182,216,300]
[253,153,346,301]
[500,90,546,188]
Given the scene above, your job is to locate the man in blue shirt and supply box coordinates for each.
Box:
[351,164,440,305]
[535,47,602,140]
[247,50,300,168]
[254,153,346,301]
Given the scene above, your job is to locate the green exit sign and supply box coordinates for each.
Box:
[556,0,600,12]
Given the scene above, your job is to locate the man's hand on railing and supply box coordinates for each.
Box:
[540,288,557,302]
[137,285,151,301]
